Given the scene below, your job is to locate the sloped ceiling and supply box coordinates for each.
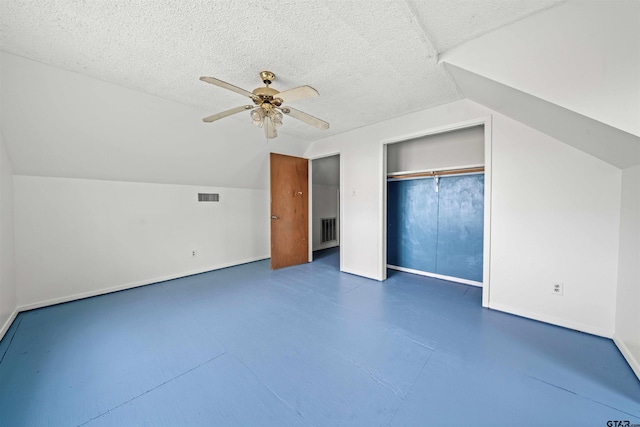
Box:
[446,64,640,168]
[440,0,640,168]
[0,0,564,187]
[0,0,562,141]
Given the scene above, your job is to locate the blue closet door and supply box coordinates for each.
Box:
[435,174,484,282]
[387,178,438,272]
[387,174,484,283]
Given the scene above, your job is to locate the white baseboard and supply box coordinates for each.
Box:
[0,308,19,342]
[387,265,483,287]
[17,256,270,313]
[613,334,640,381]
[489,301,613,338]
[341,266,382,282]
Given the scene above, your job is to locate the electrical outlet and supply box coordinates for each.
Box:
[191,250,197,257]
[552,282,563,296]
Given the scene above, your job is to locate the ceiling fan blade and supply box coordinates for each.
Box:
[202,105,253,122]
[275,85,319,103]
[200,76,257,99]
[279,106,329,130]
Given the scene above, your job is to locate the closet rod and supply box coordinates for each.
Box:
[387,166,484,180]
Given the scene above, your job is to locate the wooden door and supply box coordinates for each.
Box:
[270,153,309,269]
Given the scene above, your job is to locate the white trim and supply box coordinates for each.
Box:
[0,307,19,342]
[613,334,640,381]
[379,142,387,281]
[387,171,484,182]
[336,187,340,247]
[482,116,493,308]
[386,163,485,177]
[307,151,341,160]
[489,301,613,339]
[308,159,313,263]
[16,256,269,313]
[388,265,483,287]
[339,154,344,272]
[380,115,493,304]
[341,266,381,282]
[380,118,487,147]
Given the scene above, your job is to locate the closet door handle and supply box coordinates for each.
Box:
[271,215,279,220]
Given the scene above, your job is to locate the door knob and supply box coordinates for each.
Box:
[271,215,279,220]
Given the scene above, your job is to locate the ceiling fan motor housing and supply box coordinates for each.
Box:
[252,86,282,106]
[259,70,276,85]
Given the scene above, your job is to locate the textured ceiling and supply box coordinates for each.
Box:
[0,0,562,142]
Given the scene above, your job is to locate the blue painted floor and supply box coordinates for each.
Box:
[1,248,638,426]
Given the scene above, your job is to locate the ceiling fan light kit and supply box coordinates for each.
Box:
[200,71,329,139]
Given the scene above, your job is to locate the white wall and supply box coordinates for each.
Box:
[0,133,16,339]
[305,99,622,337]
[306,100,490,279]
[488,114,621,337]
[387,125,484,173]
[14,176,269,309]
[615,165,640,378]
[312,184,339,251]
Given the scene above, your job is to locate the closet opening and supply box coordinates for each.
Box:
[383,121,491,306]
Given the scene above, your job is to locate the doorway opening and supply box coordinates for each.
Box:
[310,154,340,267]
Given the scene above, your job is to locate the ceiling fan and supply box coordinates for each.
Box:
[200,71,329,139]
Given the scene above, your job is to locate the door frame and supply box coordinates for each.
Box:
[381,116,493,307]
[307,152,342,270]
